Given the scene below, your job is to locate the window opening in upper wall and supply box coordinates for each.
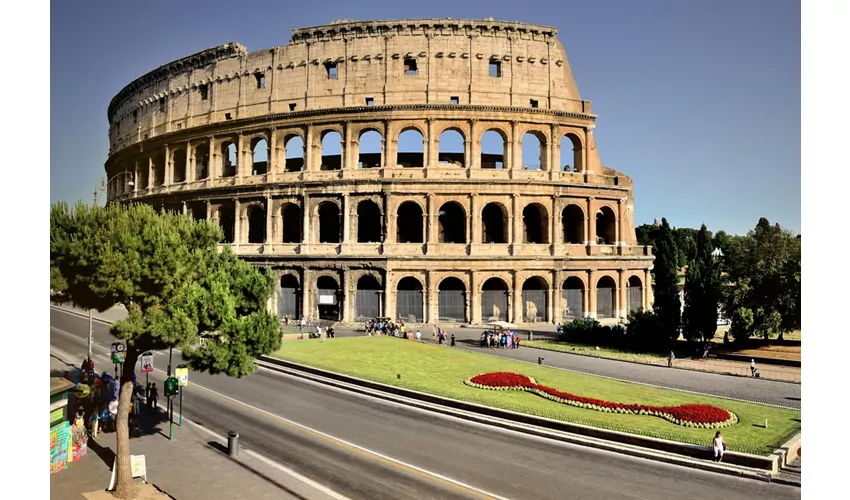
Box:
[159,98,167,113]
[530,99,539,108]
[289,103,297,111]
[225,113,232,120]
[450,96,459,105]
[255,73,265,89]
[133,110,137,123]
[325,62,338,80]
[404,57,418,76]
[199,84,208,100]
[489,60,502,78]
[366,97,375,106]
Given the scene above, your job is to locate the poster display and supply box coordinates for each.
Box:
[49,422,71,474]
[141,352,154,373]
[175,365,189,387]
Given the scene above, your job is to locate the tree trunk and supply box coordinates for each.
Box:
[113,348,139,498]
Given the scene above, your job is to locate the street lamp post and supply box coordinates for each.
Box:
[86,172,135,361]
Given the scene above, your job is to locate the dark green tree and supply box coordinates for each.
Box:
[682,225,722,342]
[652,218,681,344]
[51,202,281,498]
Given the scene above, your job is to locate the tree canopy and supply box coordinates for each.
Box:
[651,218,681,344]
[682,224,722,342]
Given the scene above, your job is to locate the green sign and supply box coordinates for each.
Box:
[111,342,126,364]
[164,376,179,397]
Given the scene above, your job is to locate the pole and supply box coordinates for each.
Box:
[169,397,174,441]
[167,347,173,376]
[87,309,93,361]
[179,388,183,426]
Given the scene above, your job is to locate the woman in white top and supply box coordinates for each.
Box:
[713,431,727,462]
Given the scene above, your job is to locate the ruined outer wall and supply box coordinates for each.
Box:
[106,19,589,154]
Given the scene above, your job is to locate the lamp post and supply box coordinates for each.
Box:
[86,172,135,361]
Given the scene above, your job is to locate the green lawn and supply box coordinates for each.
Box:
[525,339,666,364]
[272,337,800,455]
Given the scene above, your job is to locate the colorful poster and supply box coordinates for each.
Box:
[175,365,189,387]
[50,422,71,474]
[141,353,154,373]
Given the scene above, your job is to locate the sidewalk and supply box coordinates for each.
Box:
[49,350,341,500]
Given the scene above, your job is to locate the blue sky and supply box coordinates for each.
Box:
[50,0,800,235]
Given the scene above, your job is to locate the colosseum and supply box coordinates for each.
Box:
[104,18,654,326]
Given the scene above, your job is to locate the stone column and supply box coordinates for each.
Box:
[133,161,140,193]
[550,124,560,180]
[186,141,195,182]
[268,129,278,180]
[342,194,351,249]
[265,196,273,246]
[470,194,480,245]
[209,136,219,178]
[384,275,395,320]
[588,270,597,319]
[236,133,246,178]
[553,271,563,324]
[343,122,353,170]
[509,121,520,173]
[425,193,436,252]
[547,287,555,324]
[234,200,242,250]
[470,273,482,325]
[164,144,172,186]
[304,126,315,172]
[511,194,521,255]
[645,268,654,310]
[302,268,313,320]
[426,271,438,325]
[338,127,346,174]
[618,198,627,246]
[342,271,353,323]
[513,272,523,324]
[205,200,211,221]
[587,197,595,246]
[302,194,311,244]
[464,138,472,171]
[381,120,391,170]
[147,157,154,190]
[426,119,436,171]
[464,290,472,324]
[181,201,187,216]
[618,269,627,319]
[549,195,557,251]
[468,120,480,170]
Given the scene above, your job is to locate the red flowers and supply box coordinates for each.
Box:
[466,372,737,428]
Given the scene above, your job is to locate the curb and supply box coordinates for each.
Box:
[258,356,797,485]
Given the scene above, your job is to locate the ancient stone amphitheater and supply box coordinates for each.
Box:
[104,18,653,325]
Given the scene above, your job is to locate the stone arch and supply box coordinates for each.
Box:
[521,130,548,171]
[357,199,382,243]
[481,277,510,322]
[397,128,424,168]
[522,276,549,322]
[355,274,383,320]
[246,204,266,244]
[480,129,506,169]
[317,201,341,243]
[396,201,424,243]
[438,276,467,323]
[438,201,467,244]
[284,134,305,172]
[561,276,586,320]
[627,275,643,313]
[596,205,617,245]
[320,129,342,171]
[194,143,210,180]
[152,151,166,186]
[596,275,617,319]
[357,129,382,169]
[278,273,301,321]
[523,203,549,244]
[217,205,235,244]
[562,204,585,244]
[482,202,508,244]
[172,148,187,183]
[396,276,424,323]
[560,133,583,172]
[438,128,466,168]
[280,202,302,243]
[316,274,342,321]
[251,137,269,175]
[221,141,237,177]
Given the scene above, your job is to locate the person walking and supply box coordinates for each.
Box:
[149,383,159,412]
[145,382,152,412]
[415,329,421,342]
[713,431,727,462]
[450,333,456,347]
[668,351,675,368]
[90,406,100,437]
[107,397,119,432]
[750,359,757,377]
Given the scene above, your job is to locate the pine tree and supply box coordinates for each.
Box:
[683,224,721,342]
[651,218,681,344]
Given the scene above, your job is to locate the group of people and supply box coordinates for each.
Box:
[68,358,160,438]
[479,329,521,349]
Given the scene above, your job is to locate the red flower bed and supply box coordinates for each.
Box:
[466,372,736,428]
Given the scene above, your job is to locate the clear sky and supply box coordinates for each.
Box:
[50,0,800,236]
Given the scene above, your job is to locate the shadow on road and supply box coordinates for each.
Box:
[204,441,310,500]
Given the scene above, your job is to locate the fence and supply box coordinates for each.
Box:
[438,290,466,322]
[278,287,299,319]
[597,287,614,318]
[523,289,548,322]
[561,289,583,320]
[627,286,642,313]
[355,290,380,320]
[481,290,508,322]
[396,290,424,323]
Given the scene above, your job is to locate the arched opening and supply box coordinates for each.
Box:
[438,202,466,244]
[281,203,301,243]
[396,202,423,243]
[560,134,583,172]
[562,205,585,244]
[596,276,616,319]
[194,143,210,180]
[284,135,305,172]
[251,138,268,175]
[358,130,382,169]
[627,276,643,313]
[397,129,424,168]
[189,202,206,221]
[438,277,466,322]
[320,130,342,170]
[172,149,187,183]
[438,129,465,167]
[595,206,616,245]
[357,200,382,243]
[521,132,547,171]
[318,202,341,243]
[278,274,301,321]
[480,130,505,169]
[482,203,508,244]
[396,277,424,323]
[481,278,509,322]
[355,275,382,320]
[153,153,165,186]
[523,203,549,244]
[522,276,548,322]
[218,206,235,244]
[138,165,149,189]
[316,276,341,321]
[246,205,265,243]
[222,142,237,177]
[561,277,584,320]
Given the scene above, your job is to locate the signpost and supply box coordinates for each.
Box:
[175,365,188,427]
[140,351,153,393]
[110,342,125,380]
[164,377,179,440]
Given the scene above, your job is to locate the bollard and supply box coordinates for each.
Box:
[538,357,544,365]
[227,430,239,457]
[397,373,401,379]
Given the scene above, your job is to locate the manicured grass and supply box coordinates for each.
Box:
[525,339,666,364]
[273,337,800,455]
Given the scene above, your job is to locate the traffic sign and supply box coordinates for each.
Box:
[175,364,189,387]
[140,352,154,374]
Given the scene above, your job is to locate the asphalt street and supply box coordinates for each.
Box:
[50,308,800,500]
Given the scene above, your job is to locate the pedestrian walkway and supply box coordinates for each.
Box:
[49,350,342,500]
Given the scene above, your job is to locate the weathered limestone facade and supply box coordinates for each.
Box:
[104,18,653,325]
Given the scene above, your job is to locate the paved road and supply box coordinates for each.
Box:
[50,308,799,500]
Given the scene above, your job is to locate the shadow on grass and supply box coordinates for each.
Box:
[204,441,310,500]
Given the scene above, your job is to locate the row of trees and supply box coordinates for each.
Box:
[636,217,801,346]
[51,202,282,498]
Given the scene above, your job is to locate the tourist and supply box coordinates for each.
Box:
[450,333,456,347]
[668,351,675,368]
[713,431,727,462]
[149,383,159,412]
[750,359,758,377]
[90,406,100,437]
[415,329,421,341]
[107,397,119,430]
